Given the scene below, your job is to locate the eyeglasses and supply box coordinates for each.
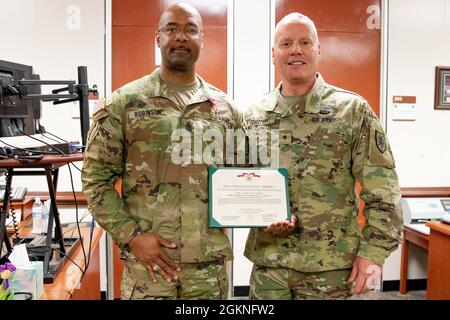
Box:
[158,25,201,37]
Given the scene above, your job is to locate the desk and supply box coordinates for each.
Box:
[400,221,450,299]
[18,223,103,300]
[426,221,450,299]
[41,227,103,300]
[0,154,84,281]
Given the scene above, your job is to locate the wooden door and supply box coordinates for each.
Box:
[275,0,381,114]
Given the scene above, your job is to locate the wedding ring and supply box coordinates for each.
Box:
[152,265,160,272]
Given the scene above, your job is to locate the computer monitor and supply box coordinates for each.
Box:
[0,59,41,137]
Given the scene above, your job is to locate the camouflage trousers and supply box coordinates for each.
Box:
[249,265,352,300]
[121,261,229,300]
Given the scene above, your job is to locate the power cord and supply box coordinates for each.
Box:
[40,128,69,143]
[50,247,84,274]
[62,209,90,238]
[25,244,84,274]
[27,248,50,262]
[67,163,90,279]
[2,126,92,278]
[39,133,64,145]
[14,124,66,156]
[71,163,82,173]
[41,130,83,173]
[32,129,84,173]
[0,139,58,155]
[1,171,21,246]
[7,192,21,245]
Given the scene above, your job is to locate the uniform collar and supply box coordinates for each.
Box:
[261,73,326,114]
[145,68,213,105]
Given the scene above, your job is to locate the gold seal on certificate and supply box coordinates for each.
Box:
[208,167,290,227]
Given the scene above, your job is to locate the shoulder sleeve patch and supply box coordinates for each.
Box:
[366,118,395,168]
[375,130,387,153]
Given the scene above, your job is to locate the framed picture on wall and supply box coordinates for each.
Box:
[435,66,450,110]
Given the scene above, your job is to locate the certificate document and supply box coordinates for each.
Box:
[208,167,290,228]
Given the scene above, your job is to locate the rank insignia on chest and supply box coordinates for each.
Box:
[279,131,292,145]
[375,130,387,153]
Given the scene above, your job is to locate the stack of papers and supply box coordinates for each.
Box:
[406,223,430,235]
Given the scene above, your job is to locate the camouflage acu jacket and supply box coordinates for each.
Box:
[82,69,241,263]
[244,73,403,271]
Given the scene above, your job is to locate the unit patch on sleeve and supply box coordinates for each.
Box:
[375,130,387,153]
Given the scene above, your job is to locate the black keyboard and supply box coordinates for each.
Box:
[27,235,48,247]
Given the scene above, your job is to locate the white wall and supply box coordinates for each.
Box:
[0,0,105,192]
[231,0,272,289]
[382,0,450,282]
[386,0,450,187]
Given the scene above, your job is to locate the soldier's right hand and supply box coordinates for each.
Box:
[128,231,181,283]
[264,214,298,237]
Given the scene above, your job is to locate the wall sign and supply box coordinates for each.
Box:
[392,96,416,121]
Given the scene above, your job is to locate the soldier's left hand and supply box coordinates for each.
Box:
[264,215,297,237]
[348,256,382,295]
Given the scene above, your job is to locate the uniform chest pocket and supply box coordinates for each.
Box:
[301,125,349,183]
[245,123,281,167]
[201,117,229,141]
[197,118,228,166]
[125,109,179,183]
[127,109,175,141]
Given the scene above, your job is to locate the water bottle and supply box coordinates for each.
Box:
[41,200,50,234]
[31,197,43,234]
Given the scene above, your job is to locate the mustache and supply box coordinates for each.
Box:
[170,46,191,52]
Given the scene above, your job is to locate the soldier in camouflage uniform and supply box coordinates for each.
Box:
[82,3,240,299]
[244,13,403,299]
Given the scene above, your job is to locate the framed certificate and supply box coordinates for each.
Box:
[434,66,450,110]
[208,167,290,228]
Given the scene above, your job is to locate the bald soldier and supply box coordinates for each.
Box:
[82,3,241,299]
[244,13,403,299]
